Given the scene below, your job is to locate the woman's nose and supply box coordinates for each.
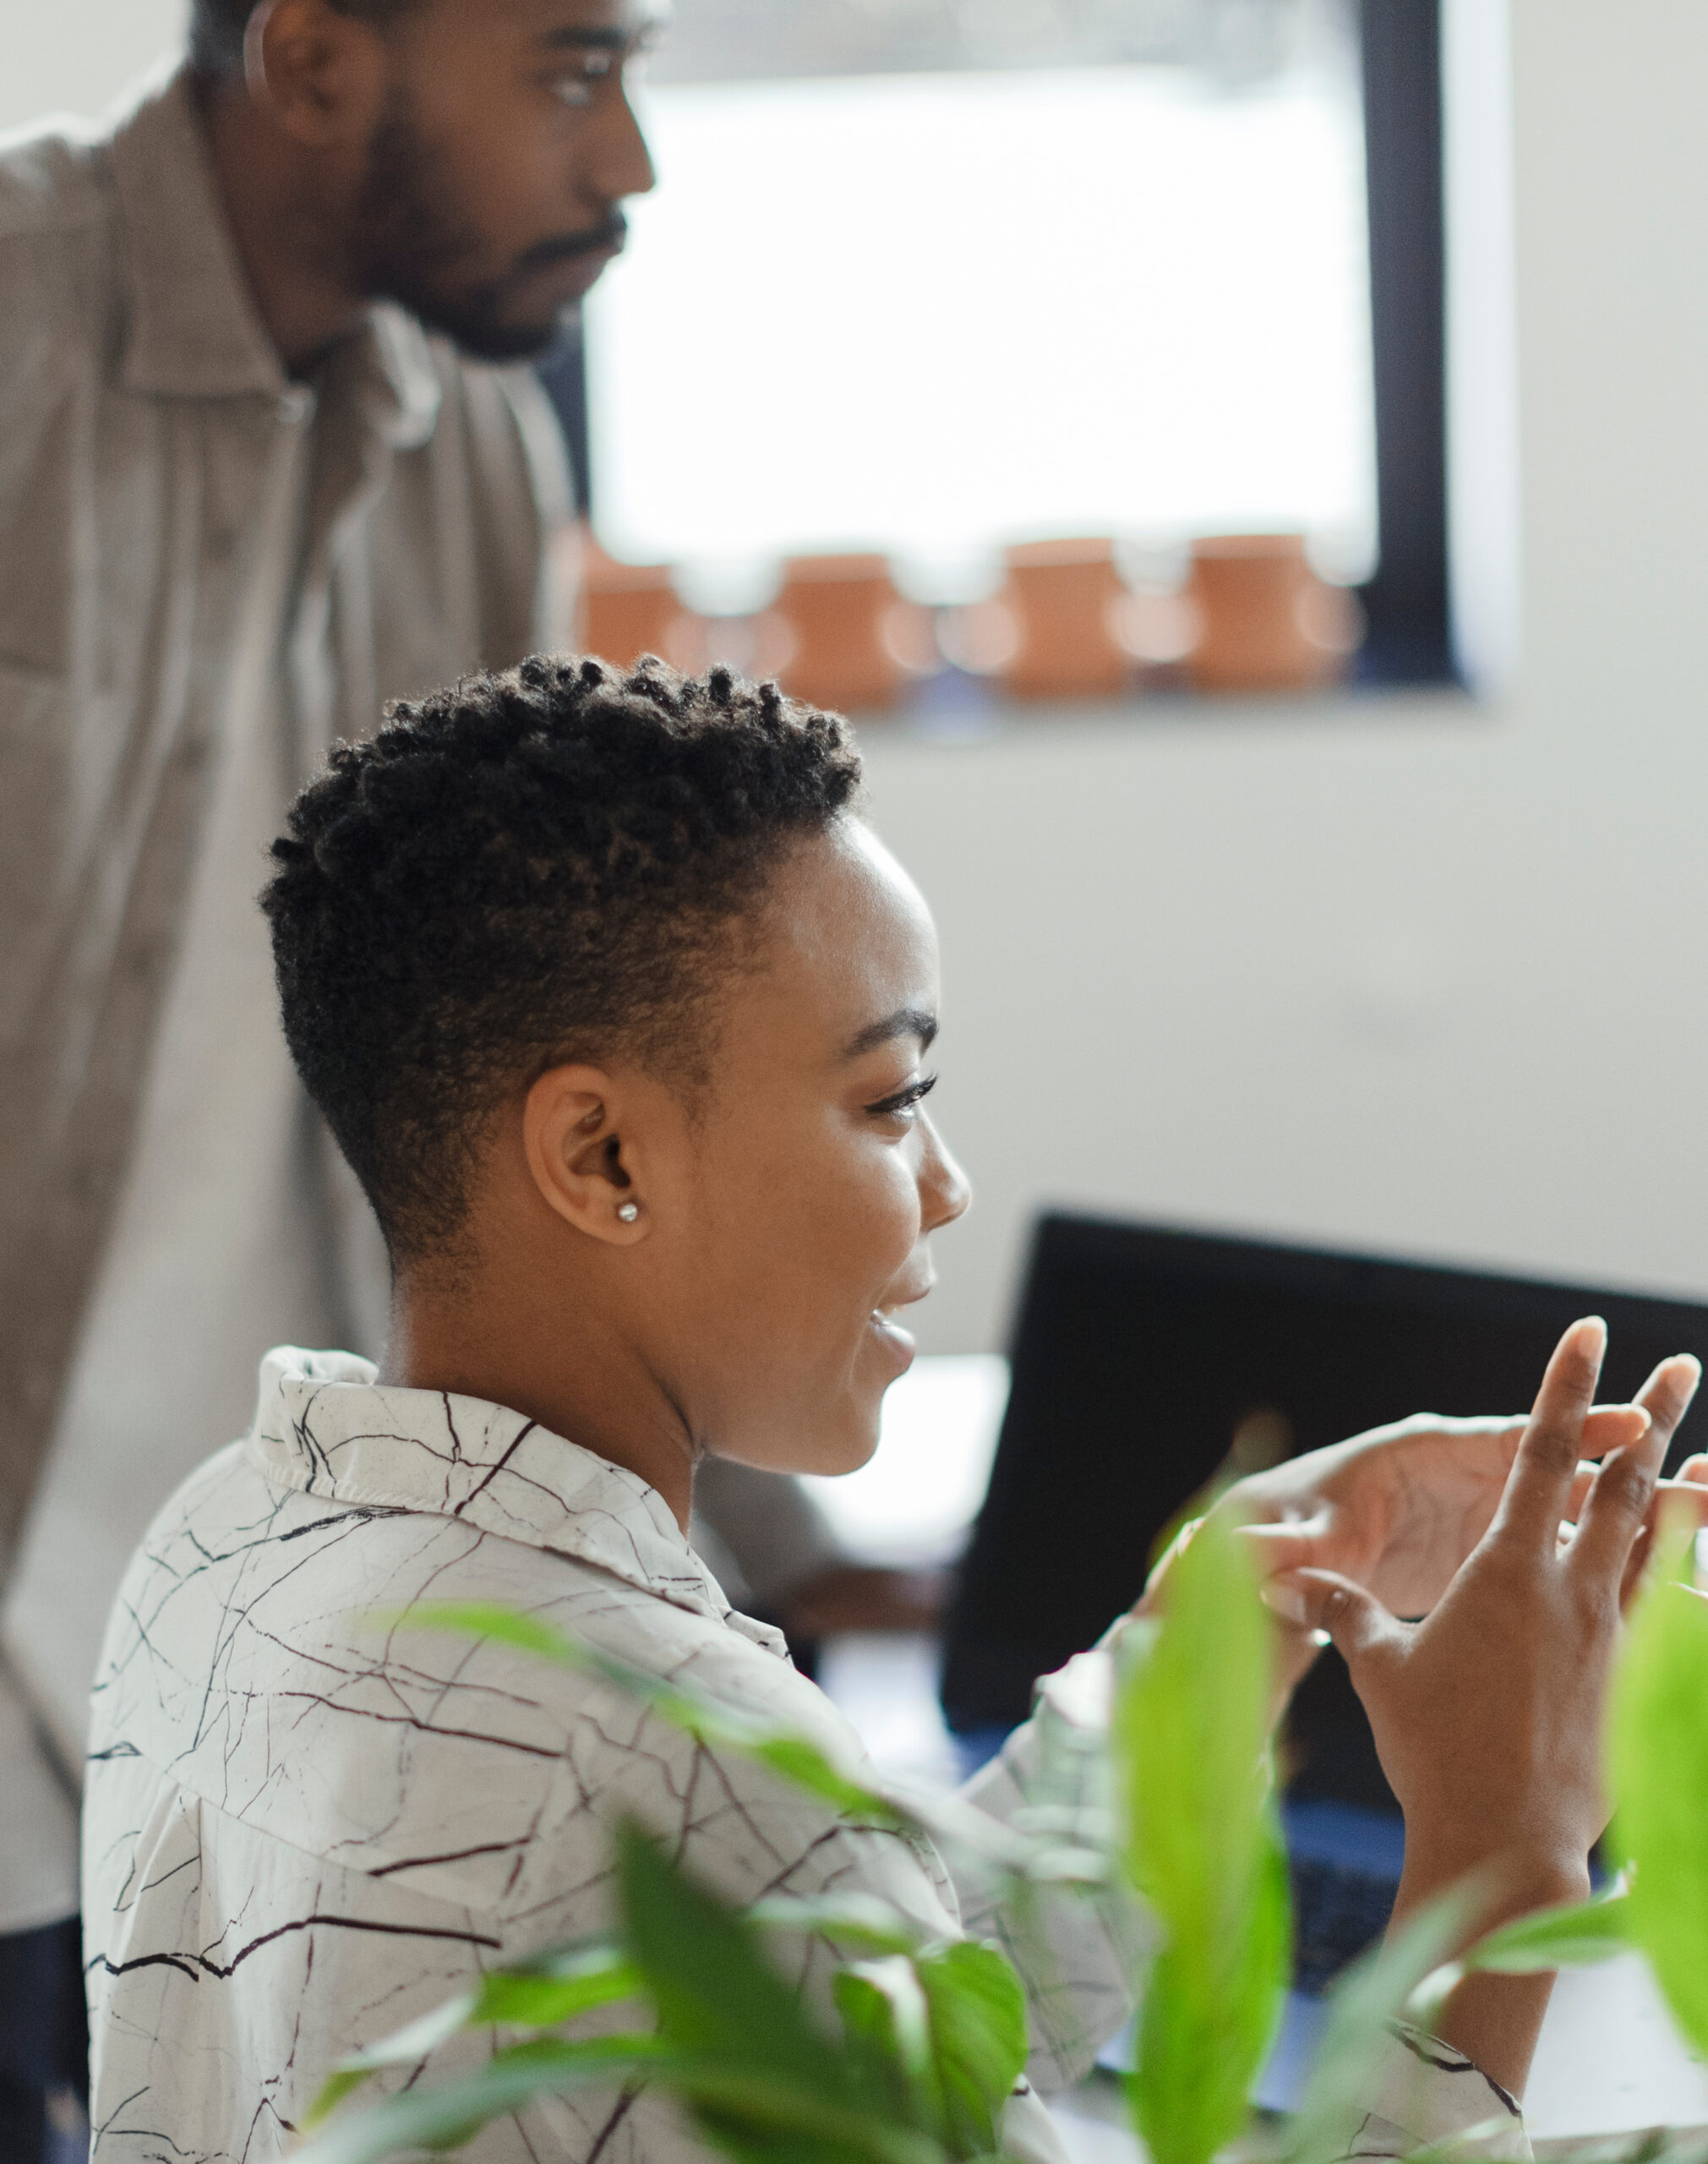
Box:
[919,1112,971,1233]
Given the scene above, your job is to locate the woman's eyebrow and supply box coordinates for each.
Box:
[840,1008,939,1061]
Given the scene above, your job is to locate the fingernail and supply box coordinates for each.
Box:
[1581,1316,1608,1363]
[1260,1582,1309,1626]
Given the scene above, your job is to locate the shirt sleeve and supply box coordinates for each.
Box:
[950,1637,1146,2092]
[947,1637,1531,2156]
[1340,2025,1529,2161]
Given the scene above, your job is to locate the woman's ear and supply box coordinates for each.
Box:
[522,1065,651,1246]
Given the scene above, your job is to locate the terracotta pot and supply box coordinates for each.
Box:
[577,541,699,671]
[762,554,926,714]
[998,538,1133,702]
[1185,534,1361,694]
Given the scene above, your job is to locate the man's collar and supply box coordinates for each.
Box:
[243,1347,780,1645]
[106,61,442,447]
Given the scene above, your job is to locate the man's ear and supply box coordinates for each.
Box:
[522,1065,652,1247]
[246,0,390,149]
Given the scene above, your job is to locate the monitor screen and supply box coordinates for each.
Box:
[941,1214,1708,1807]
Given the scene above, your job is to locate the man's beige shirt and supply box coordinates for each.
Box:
[0,63,571,1574]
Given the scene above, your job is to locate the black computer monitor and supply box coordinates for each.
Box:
[941,1213,1708,1809]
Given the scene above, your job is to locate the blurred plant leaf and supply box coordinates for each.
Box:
[1405,1888,1634,2036]
[836,1959,936,2125]
[1111,1510,1291,2164]
[393,1603,905,1826]
[392,1603,1094,1887]
[1610,1525,1708,2057]
[1451,1889,1632,1979]
[617,1820,943,2164]
[1284,1892,1476,2164]
[297,2036,670,2163]
[616,1820,856,2090]
[470,1943,644,2030]
[300,1935,643,2131]
[912,1940,1029,2156]
[745,1894,927,1954]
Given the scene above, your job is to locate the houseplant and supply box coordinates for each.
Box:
[294,1511,1708,2164]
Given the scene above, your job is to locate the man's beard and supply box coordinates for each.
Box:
[352,88,624,363]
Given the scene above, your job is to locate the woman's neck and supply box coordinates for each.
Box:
[380,1265,699,1530]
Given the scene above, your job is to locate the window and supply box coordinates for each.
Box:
[556,0,1450,688]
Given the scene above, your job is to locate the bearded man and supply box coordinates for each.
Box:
[0,9,882,2153]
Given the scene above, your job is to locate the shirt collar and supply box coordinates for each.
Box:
[244,1347,783,1647]
[106,61,443,447]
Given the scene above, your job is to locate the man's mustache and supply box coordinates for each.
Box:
[516,211,629,274]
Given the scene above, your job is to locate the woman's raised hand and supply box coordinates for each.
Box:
[1276,1320,1700,2098]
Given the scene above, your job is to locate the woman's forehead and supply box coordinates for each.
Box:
[744,822,940,1051]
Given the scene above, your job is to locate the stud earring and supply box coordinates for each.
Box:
[616,1201,640,1224]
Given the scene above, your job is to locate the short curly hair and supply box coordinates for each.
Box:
[263,654,864,1265]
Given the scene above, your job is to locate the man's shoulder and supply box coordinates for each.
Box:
[414,332,574,518]
[0,114,109,244]
[0,115,117,381]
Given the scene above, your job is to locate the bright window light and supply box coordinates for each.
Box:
[586,55,1377,600]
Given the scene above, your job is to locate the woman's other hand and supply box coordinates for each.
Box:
[1171,1359,1700,1620]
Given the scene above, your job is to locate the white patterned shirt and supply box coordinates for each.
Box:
[82,1348,1527,2161]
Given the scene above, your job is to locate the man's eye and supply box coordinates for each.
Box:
[551,55,613,107]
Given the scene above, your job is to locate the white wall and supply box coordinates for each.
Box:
[865,0,1708,1354]
[8,0,1705,1358]
[0,0,186,136]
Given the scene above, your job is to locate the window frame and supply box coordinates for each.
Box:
[1356,0,1452,685]
[539,1,1454,691]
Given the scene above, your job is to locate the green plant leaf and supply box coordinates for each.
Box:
[1460,1889,1632,1975]
[1404,1894,1632,2042]
[836,1959,935,2126]
[1610,1530,1708,2057]
[390,1604,906,1830]
[911,1940,1029,2157]
[1130,1831,1290,2164]
[295,2036,671,2164]
[387,1604,1100,1891]
[745,1894,927,1954]
[1111,1510,1291,2164]
[617,1821,859,2092]
[652,2062,947,2164]
[300,1936,641,2131]
[616,1822,967,2164]
[749,1735,907,1821]
[470,1945,644,2030]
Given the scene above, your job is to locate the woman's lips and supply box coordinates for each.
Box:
[868,1306,919,1372]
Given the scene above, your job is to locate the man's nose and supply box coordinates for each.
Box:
[592,80,657,205]
[919,1112,972,1234]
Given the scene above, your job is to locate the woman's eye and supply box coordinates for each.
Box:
[866,1074,938,1124]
